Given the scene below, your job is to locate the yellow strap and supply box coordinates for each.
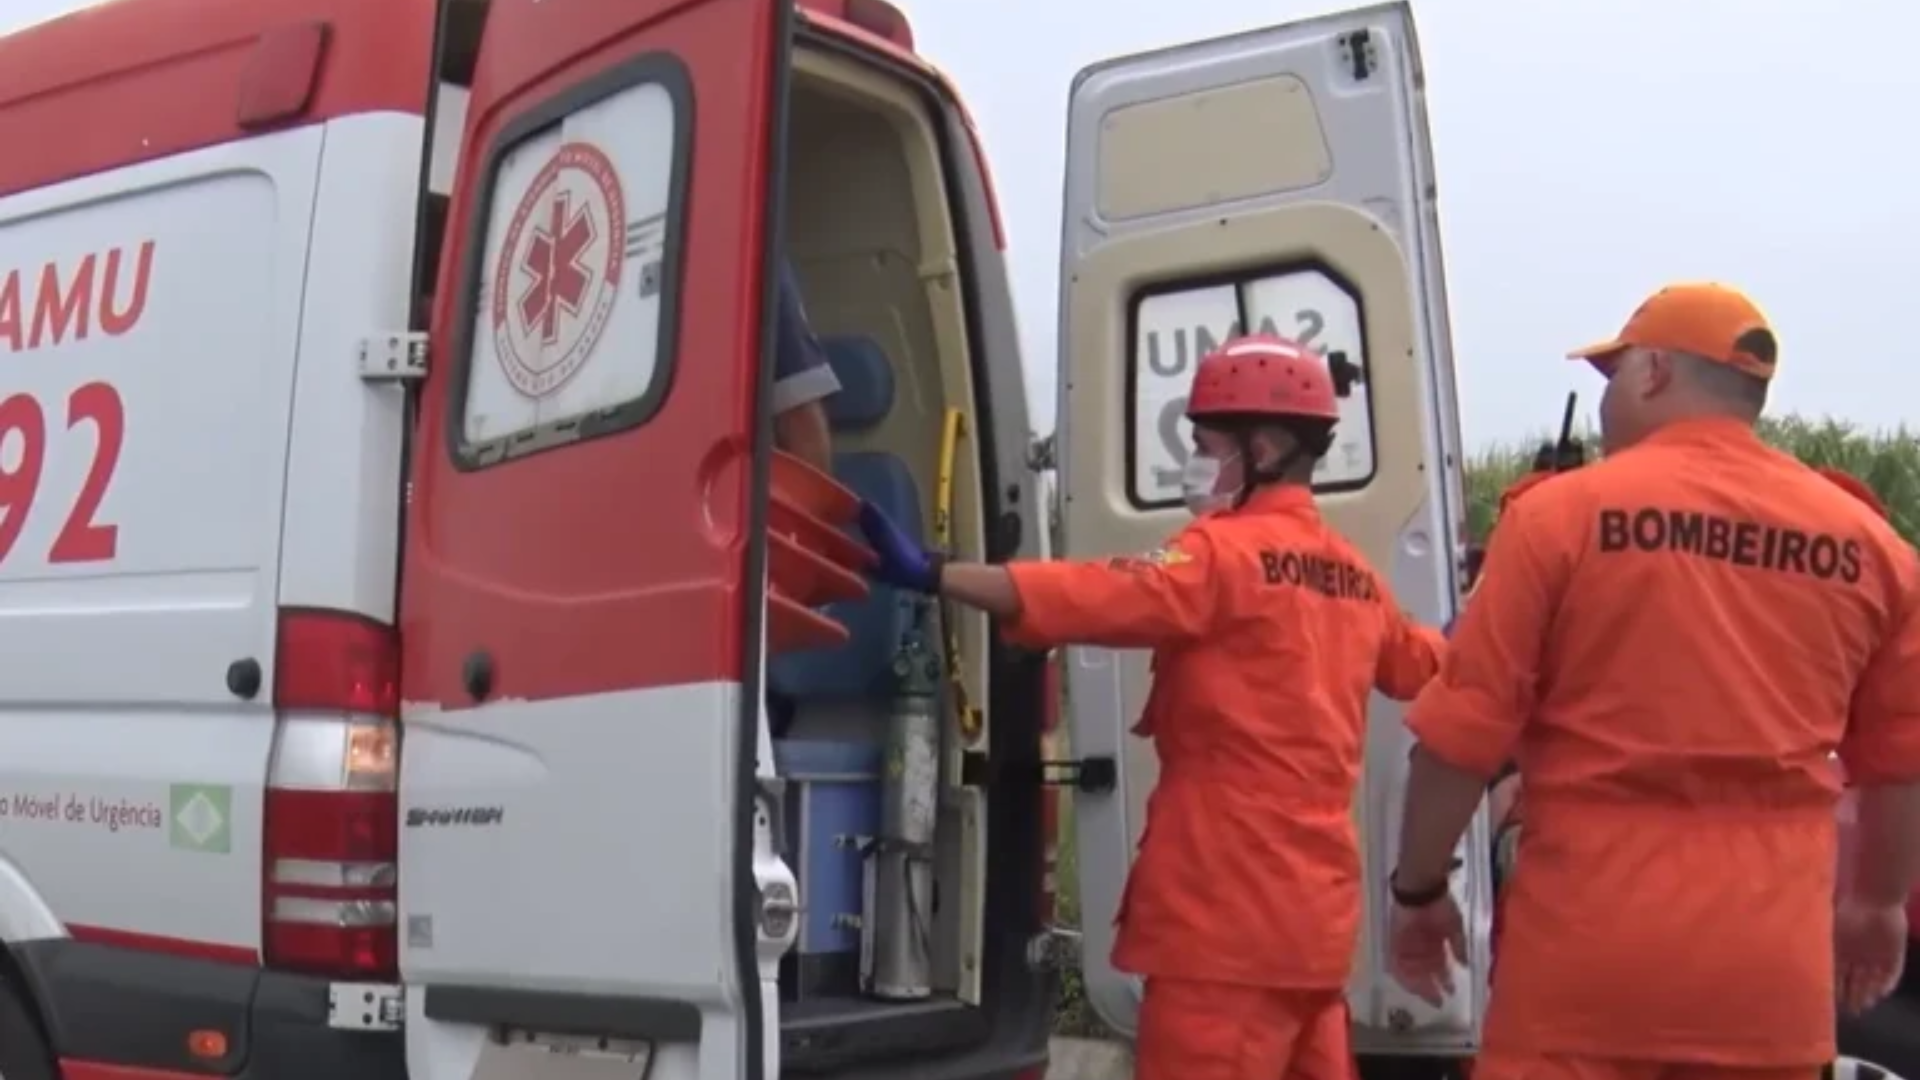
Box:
[935,408,983,743]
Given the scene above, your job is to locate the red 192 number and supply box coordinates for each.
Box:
[0,382,124,565]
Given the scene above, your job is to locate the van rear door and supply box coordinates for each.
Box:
[1056,1,1487,1055]
[398,2,790,1079]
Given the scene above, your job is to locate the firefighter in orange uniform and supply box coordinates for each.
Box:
[855,335,1445,1079]
[1485,465,1899,898]
[1384,283,1920,1080]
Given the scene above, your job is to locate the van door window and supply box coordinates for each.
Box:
[1129,264,1375,508]
[454,72,689,466]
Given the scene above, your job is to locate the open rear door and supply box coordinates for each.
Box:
[398,2,791,1079]
[1057,1,1487,1055]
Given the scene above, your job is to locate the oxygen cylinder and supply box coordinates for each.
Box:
[861,629,942,1001]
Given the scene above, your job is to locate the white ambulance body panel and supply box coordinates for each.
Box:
[0,111,424,952]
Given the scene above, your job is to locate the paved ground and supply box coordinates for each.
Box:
[1046,1037,1132,1079]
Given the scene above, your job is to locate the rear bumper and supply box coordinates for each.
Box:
[14,937,405,1080]
[244,973,406,1080]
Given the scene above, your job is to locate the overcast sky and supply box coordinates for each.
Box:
[10,0,1916,446]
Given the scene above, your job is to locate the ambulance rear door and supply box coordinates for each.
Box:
[397,1,792,1079]
[1056,1,1489,1053]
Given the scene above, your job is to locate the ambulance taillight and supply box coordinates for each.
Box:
[262,610,401,980]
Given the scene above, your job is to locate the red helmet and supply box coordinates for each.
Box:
[1186,334,1341,423]
[1816,467,1889,520]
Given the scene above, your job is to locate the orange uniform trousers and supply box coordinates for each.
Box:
[1133,978,1355,1080]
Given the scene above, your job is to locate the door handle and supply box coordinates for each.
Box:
[462,651,494,702]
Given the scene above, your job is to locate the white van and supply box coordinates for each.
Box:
[1052,8,1486,1057]
[0,1,1484,1078]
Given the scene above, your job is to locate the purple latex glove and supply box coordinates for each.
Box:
[856,501,941,593]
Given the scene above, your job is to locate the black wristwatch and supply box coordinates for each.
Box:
[1389,867,1454,909]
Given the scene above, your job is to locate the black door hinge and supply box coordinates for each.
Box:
[960,751,994,789]
[1038,756,1116,794]
[957,753,1118,794]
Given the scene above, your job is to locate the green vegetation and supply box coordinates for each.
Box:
[1049,417,1920,1035]
[1465,418,1920,547]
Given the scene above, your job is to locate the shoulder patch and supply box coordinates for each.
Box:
[1105,543,1195,574]
[1143,545,1193,567]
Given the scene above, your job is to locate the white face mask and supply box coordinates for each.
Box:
[1181,453,1238,516]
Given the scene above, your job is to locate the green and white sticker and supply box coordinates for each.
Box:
[169,784,231,854]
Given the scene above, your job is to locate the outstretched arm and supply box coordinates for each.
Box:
[940,563,1023,619]
[990,535,1224,650]
[858,502,1225,649]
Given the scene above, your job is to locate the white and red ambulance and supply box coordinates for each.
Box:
[0,0,1493,1078]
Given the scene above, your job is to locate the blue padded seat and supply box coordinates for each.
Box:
[821,335,895,432]
[770,336,924,701]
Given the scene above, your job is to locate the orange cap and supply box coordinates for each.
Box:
[1816,467,1889,520]
[1567,283,1777,379]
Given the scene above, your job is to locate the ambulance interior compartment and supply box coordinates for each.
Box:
[762,47,1005,1065]
[416,24,1017,1072]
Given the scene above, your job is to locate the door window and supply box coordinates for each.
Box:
[453,64,692,466]
[1125,263,1374,508]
